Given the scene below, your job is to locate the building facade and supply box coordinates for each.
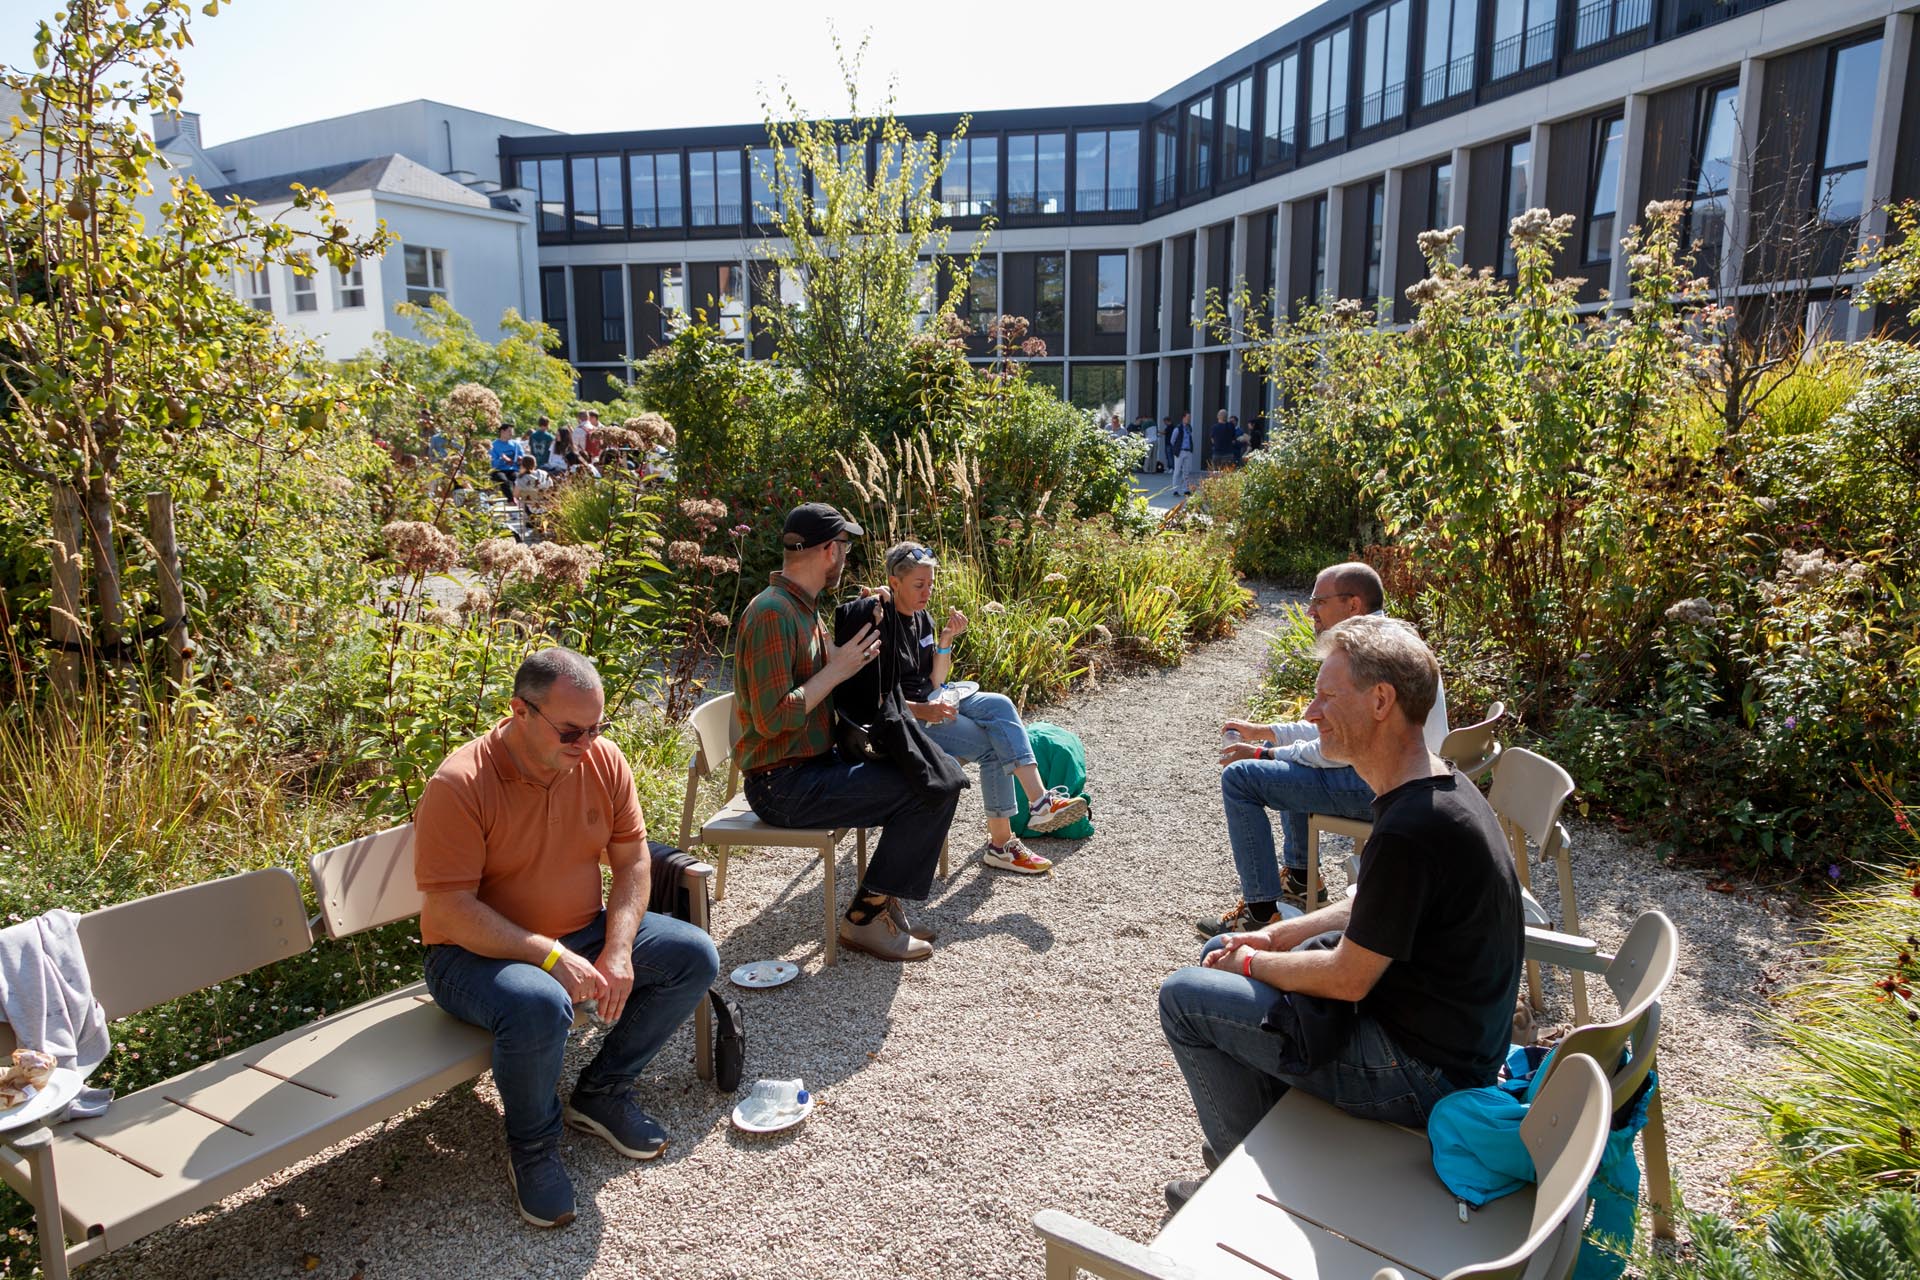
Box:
[491,0,1920,445]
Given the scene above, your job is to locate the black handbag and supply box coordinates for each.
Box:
[832,598,896,763]
[646,841,746,1093]
[835,709,888,763]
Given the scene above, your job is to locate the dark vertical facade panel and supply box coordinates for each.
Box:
[1138,244,1162,353]
[1546,116,1594,281]
[688,262,721,319]
[1289,199,1318,317]
[1003,252,1039,331]
[748,263,778,360]
[1169,355,1193,419]
[1196,352,1225,461]
[570,265,626,365]
[1245,211,1276,315]
[1465,142,1508,270]
[1169,233,1196,348]
[1894,24,1920,203]
[1069,251,1128,356]
[1751,45,1828,282]
[629,265,664,354]
[1639,85,1698,207]
[1338,180,1371,299]
[1393,164,1433,323]
[1207,222,1233,305]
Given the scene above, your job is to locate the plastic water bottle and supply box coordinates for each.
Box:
[1222,727,1242,748]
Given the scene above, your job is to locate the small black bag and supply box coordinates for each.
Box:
[834,709,888,764]
[647,840,745,1093]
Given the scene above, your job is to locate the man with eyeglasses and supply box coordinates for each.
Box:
[733,502,961,962]
[411,646,721,1229]
[1197,562,1450,937]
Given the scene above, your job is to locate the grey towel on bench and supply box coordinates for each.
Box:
[0,908,111,1073]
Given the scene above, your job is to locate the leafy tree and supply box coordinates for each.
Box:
[350,296,577,441]
[0,0,385,693]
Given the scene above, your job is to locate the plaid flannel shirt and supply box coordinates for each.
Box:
[733,573,832,773]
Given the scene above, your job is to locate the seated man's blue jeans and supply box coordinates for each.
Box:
[744,751,959,901]
[920,691,1035,820]
[1158,935,1455,1156]
[1220,757,1375,901]
[424,909,720,1150]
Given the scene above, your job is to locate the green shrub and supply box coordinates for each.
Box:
[1643,1193,1920,1279]
[1192,429,1375,581]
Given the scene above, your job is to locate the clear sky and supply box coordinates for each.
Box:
[0,0,1313,143]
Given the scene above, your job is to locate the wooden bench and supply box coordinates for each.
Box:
[1033,911,1678,1279]
[0,828,712,1278]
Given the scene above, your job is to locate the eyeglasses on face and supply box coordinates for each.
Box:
[523,698,613,744]
[1306,592,1358,609]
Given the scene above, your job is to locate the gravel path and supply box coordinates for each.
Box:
[95,585,1794,1278]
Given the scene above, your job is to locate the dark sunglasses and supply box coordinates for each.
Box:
[524,698,613,744]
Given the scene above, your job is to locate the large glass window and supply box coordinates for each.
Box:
[539,267,568,358]
[1075,129,1139,212]
[1363,180,1386,302]
[1308,29,1350,147]
[1497,139,1531,275]
[1815,37,1883,229]
[1152,115,1178,205]
[288,255,317,313]
[570,155,624,233]
[750,146,801,221]
[1261,53,1299,165]
[1421,0,1476,104]
[1221,75,1254,179]
[628,152,682,229]
[1006,132,1066,215]
[1574,0,1652,49]
[1429,159,1454,233]
[1035,254,1065,332]
[239,265,271,312]
[1491,0,1554,78]
[1095,252,1127,334]
[334,261,365,310]
[688,149,742,227]
[1183,96,1213,191]
[1360,1,1410,128]
[598,266,625,345]
[1688,83,1739,271]
[966,258,999,332]
[711,264,745,341]
[517,157,565,234]
[942,136,998,217]
[1584,115,1626,264]
[659,265,685,335]
[1069,363,1126,417]
[404,246,448,306]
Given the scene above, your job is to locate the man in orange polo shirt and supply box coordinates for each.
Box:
[414,647,720,1229]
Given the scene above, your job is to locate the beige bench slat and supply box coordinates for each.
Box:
[308,825,422,939]
[1152,1178,1412,1279]
[0,984,490,1251]
[1223,1089,1532,1278]
[78,869,312,1020]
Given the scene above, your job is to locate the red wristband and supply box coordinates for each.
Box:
[1242,952,1254,979]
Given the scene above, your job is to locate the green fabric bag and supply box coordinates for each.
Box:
[1011,720,1095,839]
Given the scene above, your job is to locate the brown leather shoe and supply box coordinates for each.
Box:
[885,896,936,942]
[838,910,933,962]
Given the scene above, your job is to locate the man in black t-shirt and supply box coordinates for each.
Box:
[1158,615,1522,1209]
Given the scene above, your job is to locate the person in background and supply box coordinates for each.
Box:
[489,424,526,502]
[1168,413,1197,495]
[881,541,1089,874]
[528,416,556,468]
[571,410,591,455]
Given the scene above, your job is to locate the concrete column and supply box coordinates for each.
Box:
[1191,230,1212,350]
[1157,355,1174,422]
[620,264,636,375]
[1525,121,1551,211]
[1610,92,1650,307]
[562,266,579,366]
[1128,245,1148,356]
[1271,201,1292,324]
[1228,213,1254,417]
[1447,146,1471,265]
[1159,237,1180,351]
[1380,167,1407,315]
[1721,56,1768,293]
[1125,359,1143,424]
[1323,186,1346,303]
[1853,11,1914,337]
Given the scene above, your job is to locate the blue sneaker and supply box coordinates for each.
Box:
[564,1088,669,1160]
[506,1142,576,1228]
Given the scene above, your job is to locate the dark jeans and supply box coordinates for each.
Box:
[1158,934,1455,1156]
[744,751,958,901]
[424,909,719,1149]
[490,468,517,502]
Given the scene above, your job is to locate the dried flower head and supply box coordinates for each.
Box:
[981,601,1007,615]
[1663,597,1716,626]
[591,425,643,449]
[696,554,741,576]
[1046,616,1069,631]
[1020,336,1049,358]
[708,612,731,629]
[422,606,459,629]
[1404,276,1445,308]
[461,585,495,616]
[471,537,533,578]
[666,540,701,567]
[381,521,460,576]
[530,541,600,590]
[1416,225,1464,258]
[443,383,502,432]
[623,413,677,451]
[1042,572,1068,585]
[1092,623,1114,644]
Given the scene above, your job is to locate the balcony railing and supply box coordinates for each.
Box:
[1153,175,1178,206]
[1359,81,1407,128]
[1574,0,1650,47]
[1419,55,1475,105]
[1489,19,1556,78]
[1307,107,1347,148]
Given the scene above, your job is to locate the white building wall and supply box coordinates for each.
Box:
[371,192,535,345]
[204,101,557,187]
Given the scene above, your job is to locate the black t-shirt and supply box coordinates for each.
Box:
[895,609,937,702]
[1342,770,1523,1087]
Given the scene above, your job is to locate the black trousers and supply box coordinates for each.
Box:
[744,751,958,901]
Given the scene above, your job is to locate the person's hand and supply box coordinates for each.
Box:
[910,699,958,724]
[1222,719,1267,741]
[826,622,883,681]
[941,608,968,641]
[593,949,634,1023]
[551,947,610,1005]
[1202,933,1276,968]
[857,584,893,610]
[1218,740,1264,766]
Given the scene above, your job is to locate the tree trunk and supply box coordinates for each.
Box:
[48,484,87,696]
[148,491,191,700]
[84,473,124,658]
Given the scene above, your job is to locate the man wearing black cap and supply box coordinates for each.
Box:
[731,503,961,962]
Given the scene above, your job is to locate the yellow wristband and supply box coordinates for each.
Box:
[540,942,563,972]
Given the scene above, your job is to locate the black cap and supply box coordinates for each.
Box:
[781,502,864,550]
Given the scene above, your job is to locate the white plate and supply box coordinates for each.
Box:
[729,960,799,990]
[731,1094,815,1134]
[936,680,980,705]
[0,1067,85,1134]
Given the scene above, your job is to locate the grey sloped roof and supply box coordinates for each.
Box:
[209,154,492,209]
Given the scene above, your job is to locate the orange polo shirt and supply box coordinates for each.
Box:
[411,720,645,946]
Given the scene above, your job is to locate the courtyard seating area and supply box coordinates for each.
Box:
[4,587,1782,1280]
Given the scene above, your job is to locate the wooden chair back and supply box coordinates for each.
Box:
[79,870,313,1021]
[1442,1053,1612,1280]
[1440,701,1505,780]
[308,825,423,939]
